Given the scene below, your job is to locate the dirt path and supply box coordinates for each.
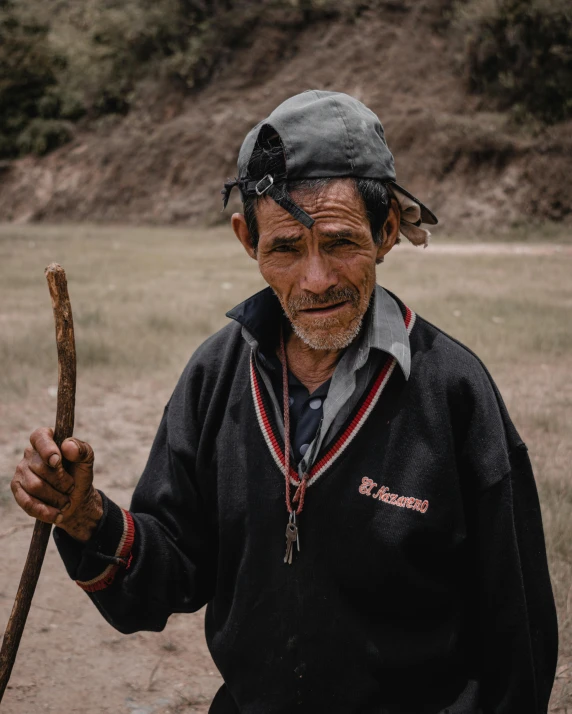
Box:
[402,241,572,256]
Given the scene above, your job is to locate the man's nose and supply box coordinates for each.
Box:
[299,253,338,295]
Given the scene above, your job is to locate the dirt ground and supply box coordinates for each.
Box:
[0,225,571,712]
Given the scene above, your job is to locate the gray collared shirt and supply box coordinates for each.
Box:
[239,284,411,478]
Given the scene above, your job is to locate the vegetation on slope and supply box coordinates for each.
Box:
[0,0,331,158]
[1,0,571,159]
[458,0,572,124]
[0,0,74,157]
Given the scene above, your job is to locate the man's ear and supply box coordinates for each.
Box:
[232,213,257,260]
[375,198,401,263]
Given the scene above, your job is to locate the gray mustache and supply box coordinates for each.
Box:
[287,287,360,313]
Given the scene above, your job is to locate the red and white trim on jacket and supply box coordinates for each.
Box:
[251,305,416,489]
[76,509,135,593]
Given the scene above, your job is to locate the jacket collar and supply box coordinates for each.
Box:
[226,284,411,380]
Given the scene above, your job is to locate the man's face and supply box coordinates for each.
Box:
[233,179,398,350]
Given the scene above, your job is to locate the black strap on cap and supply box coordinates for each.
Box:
[221,174,315,229]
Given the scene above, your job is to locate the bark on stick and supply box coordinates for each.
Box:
[0,263,76,702]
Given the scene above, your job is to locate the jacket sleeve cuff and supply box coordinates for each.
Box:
[53,490,135,593]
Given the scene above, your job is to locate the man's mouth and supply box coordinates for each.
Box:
[299,300,349,317]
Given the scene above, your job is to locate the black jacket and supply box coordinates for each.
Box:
[55,290,558,714]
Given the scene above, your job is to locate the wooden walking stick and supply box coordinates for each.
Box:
[0,263,76,702]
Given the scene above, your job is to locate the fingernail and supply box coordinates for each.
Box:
[61,501,71,513]
[55,514,64,525]
[49,454,60,468]
[66,484,75,495]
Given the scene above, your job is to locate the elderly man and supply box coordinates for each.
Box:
[12,91,557,714]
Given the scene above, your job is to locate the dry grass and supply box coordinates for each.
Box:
[0,223,267,400]
[0,222,571,709]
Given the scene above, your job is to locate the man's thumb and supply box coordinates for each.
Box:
[61,438,95,486]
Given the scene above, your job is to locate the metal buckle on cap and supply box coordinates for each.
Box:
[255,174,274,196]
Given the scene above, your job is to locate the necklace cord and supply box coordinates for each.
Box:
[279,326,308,515]
[279,327,293,514]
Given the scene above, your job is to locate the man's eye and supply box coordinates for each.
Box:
[331,239,353,247]
[274,245,297,253]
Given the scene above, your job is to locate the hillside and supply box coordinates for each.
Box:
[1,0,571,231]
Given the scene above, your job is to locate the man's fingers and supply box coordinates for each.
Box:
[61,438,94,465]
[59,438,95,494]
[28,452,74,495]
[11,479,64,525]
[30,427,61,468]
[15,468,70,511]
[12,434,96,529]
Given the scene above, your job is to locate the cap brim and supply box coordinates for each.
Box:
[390,181,438,226]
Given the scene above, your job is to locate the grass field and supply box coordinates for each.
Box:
[0,223,571,712]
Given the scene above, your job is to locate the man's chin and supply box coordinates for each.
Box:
[290,316,363,351]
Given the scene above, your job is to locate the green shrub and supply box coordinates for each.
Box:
[459,0,572,124]
[0,0,67,157]
[84,0,187,114]
[16,118,73,156]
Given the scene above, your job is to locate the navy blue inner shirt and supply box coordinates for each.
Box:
[266,352,331,464]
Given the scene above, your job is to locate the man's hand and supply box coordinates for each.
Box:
[11,427,103,542]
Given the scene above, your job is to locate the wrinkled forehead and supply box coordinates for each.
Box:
[256,179,370,236]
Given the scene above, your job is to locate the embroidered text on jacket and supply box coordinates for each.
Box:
[358,477,429,513]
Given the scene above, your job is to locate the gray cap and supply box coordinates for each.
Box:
[222,90,437,229]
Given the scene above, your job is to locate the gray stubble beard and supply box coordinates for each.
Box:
[290,313,364,350]
[281,285,369,351]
